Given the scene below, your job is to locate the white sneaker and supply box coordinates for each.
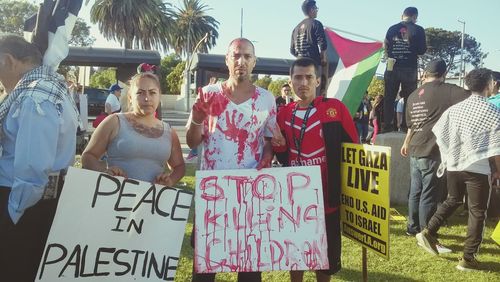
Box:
[417,241,452,254]
[436,244,452,254]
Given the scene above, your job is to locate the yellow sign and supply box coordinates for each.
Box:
[492,220,500,246]
[340,143,391,259]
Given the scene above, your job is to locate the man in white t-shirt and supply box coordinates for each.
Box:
[186,38,283,281]
[105,83,122,114]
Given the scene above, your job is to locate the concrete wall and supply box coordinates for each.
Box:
[161,95,181,111]
[375,132,410,205]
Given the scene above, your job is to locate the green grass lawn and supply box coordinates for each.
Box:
[176,165,500,281]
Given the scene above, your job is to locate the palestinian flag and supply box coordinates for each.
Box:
[24,0,83,70]
[325,28,383,116]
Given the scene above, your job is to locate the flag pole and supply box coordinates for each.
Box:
[327,26,382,43]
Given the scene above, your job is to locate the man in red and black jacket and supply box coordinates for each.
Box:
[273,57,358,282]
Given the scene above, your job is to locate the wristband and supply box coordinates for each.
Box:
[191,120,202,126]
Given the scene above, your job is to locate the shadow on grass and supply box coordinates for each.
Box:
[441,256,500,272]
[336,268,419,282]
[443,243,500,256]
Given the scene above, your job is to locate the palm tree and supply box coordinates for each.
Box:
[89,0,174,51]
[171,0,219,57]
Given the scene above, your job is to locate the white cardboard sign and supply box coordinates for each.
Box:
[194,166,328,273]
[36,167,192,281]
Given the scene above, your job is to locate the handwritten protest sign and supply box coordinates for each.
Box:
[194,166,328,273]
[36,167,192,282]
[340,143,391,259]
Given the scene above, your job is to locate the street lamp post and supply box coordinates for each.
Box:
[183,31,211,112]
[458,19,466,87]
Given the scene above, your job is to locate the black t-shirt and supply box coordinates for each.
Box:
[276,96,293,111]
[354,101,370,123]
[385,21,426,68]
[406,81,470,157]
[290,18,327,64]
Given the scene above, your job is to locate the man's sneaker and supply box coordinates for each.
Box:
[406,231,417,236]
[417,241,452,254]
[456,256,479,271]
[416,229,439,255]
[436,244,452,254]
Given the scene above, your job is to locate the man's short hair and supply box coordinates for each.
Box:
[403,7,418,17]
[0,34,42,65]
[227,38,255,55]
[465,68,492,93]
[301,0,317,15]
[492,71,500,83]
[290,57,319,77]
[281,83,291,89]
[425,59,447,78]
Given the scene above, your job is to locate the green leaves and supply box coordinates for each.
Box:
[424,27,486,73]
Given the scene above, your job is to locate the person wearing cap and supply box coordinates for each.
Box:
[383,7,427,132]
[290,0,327,94]
[400,59,470,239]
[417,68,500,271]
[105,83,122,114]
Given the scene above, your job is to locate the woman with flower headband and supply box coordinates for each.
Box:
[82,65,185,186]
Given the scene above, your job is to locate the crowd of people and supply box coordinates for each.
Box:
[0,0,499,281]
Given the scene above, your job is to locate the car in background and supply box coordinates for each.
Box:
[85,87,108,116]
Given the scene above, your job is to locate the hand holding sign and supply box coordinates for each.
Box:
[269,124,286,147]
[105,166,127,178]
[155,172,174,187]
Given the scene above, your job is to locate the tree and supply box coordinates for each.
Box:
[424,27,486,74]
[268,78,289,97]
[89,68,116,89]
[0,0,37,35]
[69,18,95,47]
[90,0,174,50]
[254,75,272,90]
[166,61,186,94]
[367,77,384,99]
[160,54,182,93]
[171,0,219,57]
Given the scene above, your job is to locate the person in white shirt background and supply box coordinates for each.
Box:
[105,83,122,114]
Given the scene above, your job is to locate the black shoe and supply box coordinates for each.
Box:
[405,229,418,236]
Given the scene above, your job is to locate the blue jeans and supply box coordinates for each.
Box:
[407,156,442,234]
[355,121,368,143]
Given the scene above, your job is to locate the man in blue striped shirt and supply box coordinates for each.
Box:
[0,34,78,281]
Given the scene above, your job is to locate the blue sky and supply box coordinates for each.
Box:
[37,0,500,70]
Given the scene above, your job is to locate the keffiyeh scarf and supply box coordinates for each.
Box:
[432,94,500,175]
[0,65,75,156]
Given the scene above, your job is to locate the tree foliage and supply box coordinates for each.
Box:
[89,68,116,89]
[166,61,186,94]
[90,0,174,50]
[367,77,384,99]
[171,0,219,57]
[254,75,272,90]
[69,18,95,47]
[424,27,486,74]
[268,78,290,97]
[0,0,37,35]
[160,54,182,93]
